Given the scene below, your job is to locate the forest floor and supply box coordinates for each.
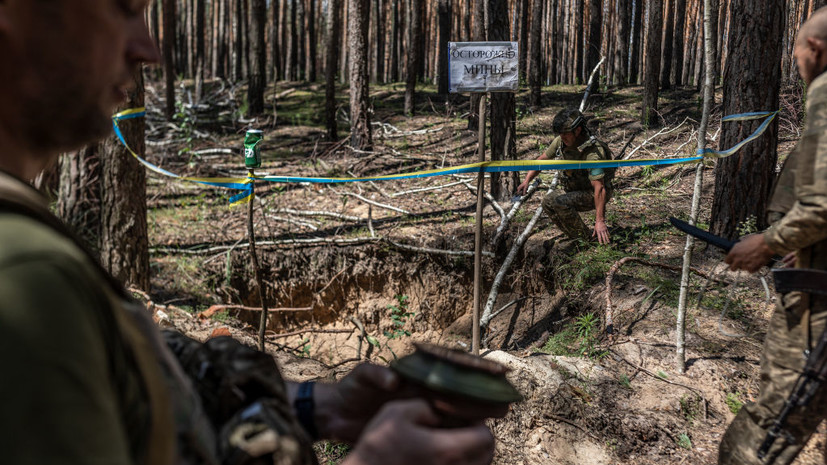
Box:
[137,77,825,464]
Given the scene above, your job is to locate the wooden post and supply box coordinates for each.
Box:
[246,172,270,352]
[472,94,486,355]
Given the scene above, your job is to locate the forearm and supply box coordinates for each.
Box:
[764,196,827,255]
[592,181,607,222]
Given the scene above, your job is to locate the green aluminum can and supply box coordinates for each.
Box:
[244,129,264,169]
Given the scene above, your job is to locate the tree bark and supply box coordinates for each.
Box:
[630,0,643,84]
[100,69,150,290]
[642,0,663,126]
[57,147,101,254]
[489,0,517,201]
[248,0,267,115]
[194,0,205,102]
[671,0,686,86]
[163,0,176,120]
[390,0,399,81]
[437,0,452,95]
[404,0,423,115]
[573,0,585,82]
[710,0,784,240]
[660,0,675,89]
[326,0,341,139]
[529,0,544,106]
[307,0,317,81]
[587,0,603,83]
[468,0,486,130]
[614,0,631,85]
[348,0,372,150]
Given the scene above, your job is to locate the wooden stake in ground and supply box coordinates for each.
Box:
[246,174,270,352]
[473,94,487,356]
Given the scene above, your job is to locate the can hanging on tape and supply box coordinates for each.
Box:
[244,129,263,169]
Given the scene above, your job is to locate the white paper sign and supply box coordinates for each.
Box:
[448,42,519,93]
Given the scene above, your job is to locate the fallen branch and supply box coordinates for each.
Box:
[579,56,606,112]
[151,236,381,254]
[480,185,554,330]
[275,208,363,222]
[463,182,506,220]
[268,215,320,231]
[391,180,466,197]
[604,256,725,337]
[623,117,691,160]
[266,328,354,340]
[191,148,235,156]
[386,239,495,258]
[490,175,556,248]
[197,304,312,319]
[341,192,410,215]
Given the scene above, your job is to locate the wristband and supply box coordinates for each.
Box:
[294,381,319,441]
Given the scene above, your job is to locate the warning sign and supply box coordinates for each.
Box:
[448,42,519,93]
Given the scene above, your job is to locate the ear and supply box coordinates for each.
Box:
[809,37,827,65]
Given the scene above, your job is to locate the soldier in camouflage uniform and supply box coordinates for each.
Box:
[719,8,827,465]
[517,109,614,244]
[0,1,496,464]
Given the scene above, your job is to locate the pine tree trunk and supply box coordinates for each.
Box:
[519,0,530,78]
[307,0,317,81]
[629,0,643,83]
[391,1,399,81]
[194,0,205,102]
[660,0,674,88]
[642,0,662,126]
[587,0,603,81]
[100,69,149,290]
[348,0,372,150]
[404,0,423,115]
[468,0,486,130]
[288,0,298,79]
[613,0,629,85]
[489,0,517,201]
[297,0,305,80]
[233,0,243,80]
[574,0,584,82]
[671,0,686,85]
[375,0,385,83]
[326,0,341,139]
[248,0,266,115]
[710,0,784,240]
[271,0,281,81]
[163,0,176,120]
[437,0,452,95]
[57,147,101,254]
[529,0,544,106]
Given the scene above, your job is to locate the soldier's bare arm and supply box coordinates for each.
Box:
[591,179,610,244]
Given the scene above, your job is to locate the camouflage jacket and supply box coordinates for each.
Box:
[543,135,614,192]
[765,71,827,270]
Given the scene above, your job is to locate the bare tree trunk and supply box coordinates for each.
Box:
[307,0,318,81]
[326,0,341,139]
[404,0,423,115]
[437,0,452,95]
[468,0,486,129]
[574,0,585,82]
[297,0,306,80]
[288,0,298,79]
[529,0,544,106]
[101,69,149,290]
[390,0,399,81]
[271,0,281,81]
[57,147,101,254]
[671,0,686,86]
[710,0,784,240]
[660,0,674,88]
[489,0,517,201]
[248,0,267,115]
[375,0,385,83]
[163,0,176,120]
[348,0,372,150]
[614,0,631,85]
[630,0,643,83]
[194,0,205,102]
[587,0,603,82]
[677,0,716,374]
[518,0,530,78]
[642,0,663,126]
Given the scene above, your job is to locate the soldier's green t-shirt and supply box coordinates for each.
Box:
[542,135,614,192]
[0,213,140,465]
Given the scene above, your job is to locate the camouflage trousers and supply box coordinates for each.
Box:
[718,292,827,465]
[540,189,604,240]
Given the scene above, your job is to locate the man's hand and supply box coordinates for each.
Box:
[725,233,776,273]
[312,364,400,443]
[593,219,610,244]
[516,180,530,196]
[342,400,495,465]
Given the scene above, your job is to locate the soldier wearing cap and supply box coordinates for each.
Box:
[517,108,614,244]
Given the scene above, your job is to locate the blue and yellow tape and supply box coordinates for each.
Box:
[113,108,778,205]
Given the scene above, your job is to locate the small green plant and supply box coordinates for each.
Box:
[737,215,758,237]
[573,312,600,357]
[677,433,692,450]
[619,374,632,389]
[211,310,230,323]
[657,370,669,380]
[726,392,744,414]
[679,394,701,422]
[173,101,196,158]
[384,295,414,340]
[300,338,311,357]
